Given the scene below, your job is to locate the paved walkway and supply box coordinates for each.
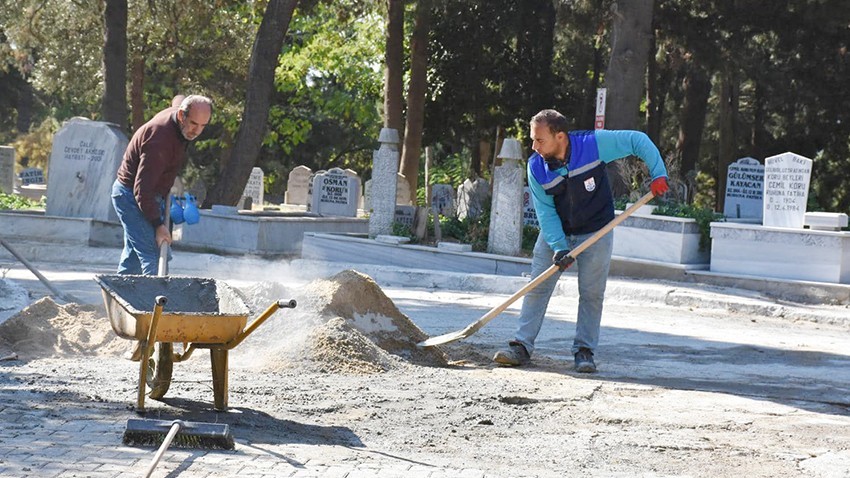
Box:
[2,243,850,477]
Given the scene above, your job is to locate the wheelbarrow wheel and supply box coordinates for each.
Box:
[146,342,173,399]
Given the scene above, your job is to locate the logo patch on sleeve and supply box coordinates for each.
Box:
[584,177,596,192]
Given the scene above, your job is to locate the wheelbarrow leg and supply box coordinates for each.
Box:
[136,296,167,414]
[210,348,229,411]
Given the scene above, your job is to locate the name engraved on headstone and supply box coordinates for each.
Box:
[762,152,812,228]
[724,157,764,220]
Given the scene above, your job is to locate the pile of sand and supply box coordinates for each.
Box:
[0,297,126,359]
[235,270,447,373]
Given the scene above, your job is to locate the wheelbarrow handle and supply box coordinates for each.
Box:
[224,299,297,350]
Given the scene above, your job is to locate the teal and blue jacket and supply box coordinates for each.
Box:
[527,129,668,252]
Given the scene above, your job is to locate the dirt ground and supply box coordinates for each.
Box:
[2,269,850,477]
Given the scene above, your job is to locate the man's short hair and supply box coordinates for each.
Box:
[178,95,213,116]
[530,109,568,135]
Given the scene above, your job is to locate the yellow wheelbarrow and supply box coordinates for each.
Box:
[94,274,296,413]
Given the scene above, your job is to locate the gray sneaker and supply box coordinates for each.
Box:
[493,341,530,366]
[574,347,596,373]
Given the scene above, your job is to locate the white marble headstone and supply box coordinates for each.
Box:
[522,187,539,228]
[724,157,764,221]
[45,118,128,222]
[242,167,264,207]
[763,152,812,229]
[430,183,455,217]
[456,177,490,220]
[344,169,364,210]
[284,165,312,205]
[369,128,400,237]
[0,146,14,194]
[310,167,359,217]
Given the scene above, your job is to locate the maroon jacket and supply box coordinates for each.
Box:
[117,107,188,227]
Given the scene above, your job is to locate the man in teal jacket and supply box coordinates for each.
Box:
[494,109,668,372]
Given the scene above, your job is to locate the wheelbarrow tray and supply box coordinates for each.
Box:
[94,275,250,343]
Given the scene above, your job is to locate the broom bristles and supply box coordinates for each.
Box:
[123,419,235,450]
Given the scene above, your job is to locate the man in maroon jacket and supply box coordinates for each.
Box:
[111,95,212,275]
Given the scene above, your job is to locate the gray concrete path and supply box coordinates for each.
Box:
[2,243,850,477]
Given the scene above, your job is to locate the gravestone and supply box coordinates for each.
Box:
[310,167,359,217]
[724,157,764,221]
[45,118,128,222]
[0,146,14,194]
[394,205,416,231]
[344,168,364,210]
[487,140,524,255]
[284,165,312,205]
[430,183,455,217]
[305,169,325,212]
[396,173,412,205]
[369,128,400,237]
[763,152,812,229]
[242,167,264,208]
[456,177,490,221]
[522,187,540,228]
[363,179,372,211]
[19,167,45,185]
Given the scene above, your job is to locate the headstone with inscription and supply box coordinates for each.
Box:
[456,177,490,221]
[394,205,416,231]
[310,167,359,217]
[762,152,812,229]
[522,187,539,228]
[242,167,264,208]
[284,165,312,205]
[19,168,45,185]
[430,184,455,217]
[0,146,14,194]
[396,173,412,205]
[369,128,400,237]
[724,157,764,221]
[45,118,128,222]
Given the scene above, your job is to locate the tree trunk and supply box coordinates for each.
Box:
[102,0,128,131]
[383,0,405,133]
[716,65,739,212]
[399,0,433,198]
[750,80,767,160]
[204,0,299,207]
[130,54,145,131]
[15,81,34,134]
[675,61,711,180]
[603,0,654,196]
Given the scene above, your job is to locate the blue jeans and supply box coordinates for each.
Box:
[514,229,614,356]
[111,180,163,275]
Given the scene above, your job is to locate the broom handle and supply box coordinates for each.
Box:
[143,421,183,478]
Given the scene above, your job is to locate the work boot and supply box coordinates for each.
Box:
[574,347,596,373]
[493,341,530,366]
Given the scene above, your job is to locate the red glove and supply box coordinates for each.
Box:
[650,177,669,197]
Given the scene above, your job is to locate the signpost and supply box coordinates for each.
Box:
[595,88,607,130]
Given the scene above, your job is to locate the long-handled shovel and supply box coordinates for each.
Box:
[418,191,656,347]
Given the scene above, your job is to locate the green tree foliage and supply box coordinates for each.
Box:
[260,0,384,197]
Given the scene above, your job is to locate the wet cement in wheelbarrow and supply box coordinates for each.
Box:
[0,270,447,373]
[97,275,247,315]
